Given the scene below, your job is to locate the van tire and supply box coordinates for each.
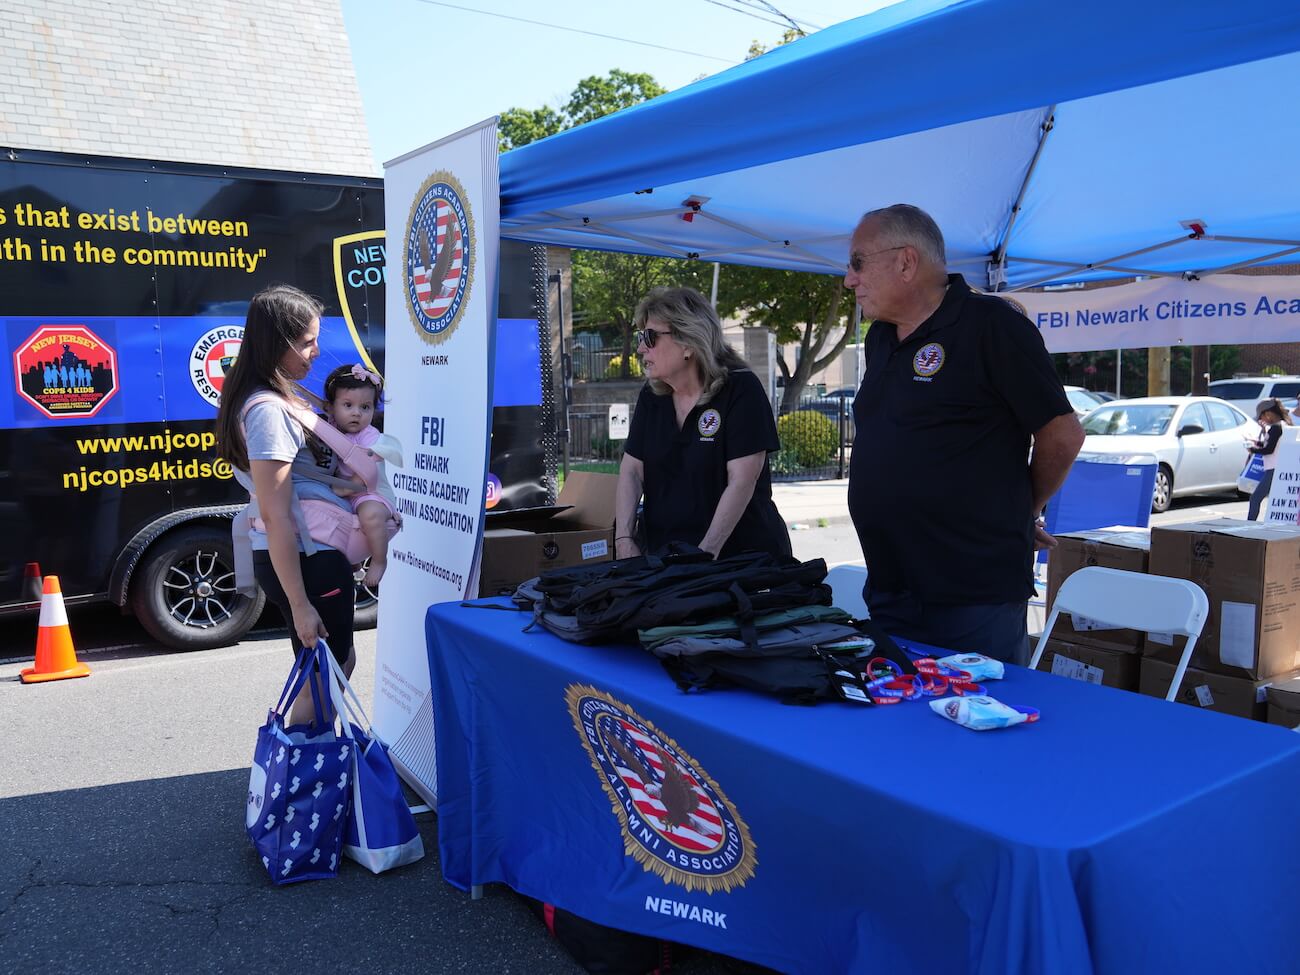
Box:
[353,559,379,630]
[129,525,266,650]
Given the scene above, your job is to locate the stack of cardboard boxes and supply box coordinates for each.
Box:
[1040,520,1300,726]
[1141,519,1300,721]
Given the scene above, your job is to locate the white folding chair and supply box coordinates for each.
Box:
[824,564,869,619]
[1029,566,1209,702]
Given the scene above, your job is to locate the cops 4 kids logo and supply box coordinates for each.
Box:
[567,685,756,894]
[404,171,474,345]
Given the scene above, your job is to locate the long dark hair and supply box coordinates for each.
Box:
[215,284,324,471]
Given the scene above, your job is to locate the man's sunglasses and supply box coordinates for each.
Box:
[637,327,673,349]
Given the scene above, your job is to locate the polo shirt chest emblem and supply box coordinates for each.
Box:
[912,342,945,382]
[697,408,722,440]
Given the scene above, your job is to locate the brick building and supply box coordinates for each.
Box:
[0,0,373,175]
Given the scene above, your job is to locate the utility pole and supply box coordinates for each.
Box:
[1148,347,1171,396]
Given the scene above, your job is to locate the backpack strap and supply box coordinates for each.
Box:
[232,391,321,595]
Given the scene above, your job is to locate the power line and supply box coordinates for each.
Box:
[705,0,821,33]
[703,0,793,31]
[409,0,738,64]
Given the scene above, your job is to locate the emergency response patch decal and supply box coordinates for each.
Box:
[566,684,756,894]
[913,342,945,378]
[189,325,243,408]
[404,172,474,346]
[14,324,119,419]
[697,408,722,439]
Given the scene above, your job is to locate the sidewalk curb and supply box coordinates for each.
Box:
[786,513,855,530]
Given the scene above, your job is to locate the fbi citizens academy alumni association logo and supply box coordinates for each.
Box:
[567,685,756,893]
[404,171,474,345]
[913,342,945,378]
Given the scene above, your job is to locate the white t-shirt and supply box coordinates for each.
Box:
[234,394,350,552]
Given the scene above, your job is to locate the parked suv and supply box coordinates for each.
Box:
[1208,376,1300,414]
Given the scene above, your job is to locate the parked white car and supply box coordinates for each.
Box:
[1064,385,1108,416]
[1078,396,1255,512]
[1207,376,1300,414]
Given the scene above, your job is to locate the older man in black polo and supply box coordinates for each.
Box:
[844,204,1085,665]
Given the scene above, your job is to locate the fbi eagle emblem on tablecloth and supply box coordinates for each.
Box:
[566,685,756,893]
[404,171,474,345]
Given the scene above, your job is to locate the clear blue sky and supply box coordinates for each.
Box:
[340,0,892,168]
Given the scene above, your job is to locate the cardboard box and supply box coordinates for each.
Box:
[1145,519,1300,680]
[1265,676,1300,729]
[1138,657,1292,721]
[477,472,616,597]
[1045,527,1150,652]
[1035,638,1141,690]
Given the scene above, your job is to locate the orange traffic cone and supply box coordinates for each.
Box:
[20,576,90,683]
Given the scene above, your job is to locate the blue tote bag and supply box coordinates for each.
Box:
[246,644,352,885]
[324,650,425,874]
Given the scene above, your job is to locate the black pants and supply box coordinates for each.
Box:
[865,587,1031,667]
[253,549,355,663]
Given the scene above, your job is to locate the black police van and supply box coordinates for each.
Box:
[0,148,553,649]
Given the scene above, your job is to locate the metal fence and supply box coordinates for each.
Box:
[772,390,852,481]
[570,344,641,383]
[563,387,853,482]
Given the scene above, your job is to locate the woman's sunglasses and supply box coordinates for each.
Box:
[637,327,673,349]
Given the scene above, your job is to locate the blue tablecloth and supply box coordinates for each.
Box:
[426,600,1300,975]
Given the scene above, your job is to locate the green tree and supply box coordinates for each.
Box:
[572,251,709,377]
[498,70,665,151]
[716,266,859,411]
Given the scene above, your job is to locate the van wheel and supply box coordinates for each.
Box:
[1151,465,1173,513]
[129,525,266,650]
[354,559,379,630]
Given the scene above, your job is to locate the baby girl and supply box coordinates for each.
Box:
[323,363,402,586]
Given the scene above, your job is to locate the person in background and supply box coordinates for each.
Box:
[1246,397,1291,520]
[215,284,356,722]
[616,286,791,561]
[843,204,1084,665]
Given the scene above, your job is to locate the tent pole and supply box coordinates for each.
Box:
[1116,348,1121,398]
[710,262,721,307]
[989,106,1056,290]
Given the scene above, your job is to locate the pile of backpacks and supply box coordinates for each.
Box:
[512,546,915,705]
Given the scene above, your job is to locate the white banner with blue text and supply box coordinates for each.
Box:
[372,119,500,805]
[1003,275,1300,353]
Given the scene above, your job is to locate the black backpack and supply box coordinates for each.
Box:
[524,897,680,974]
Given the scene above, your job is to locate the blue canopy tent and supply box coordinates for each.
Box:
[499,0,1300,293]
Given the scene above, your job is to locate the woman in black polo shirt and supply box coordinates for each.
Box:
[615,286,791,560]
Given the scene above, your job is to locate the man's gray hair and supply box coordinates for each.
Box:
[859,204,947,268]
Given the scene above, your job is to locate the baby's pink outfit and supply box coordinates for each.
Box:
[336,425,396,516]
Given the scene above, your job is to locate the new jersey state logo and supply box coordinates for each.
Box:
[913,342,945,379]
[567,685,756,893]
[404,172,474,346]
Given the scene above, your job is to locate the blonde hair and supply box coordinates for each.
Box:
[634,286,748,404]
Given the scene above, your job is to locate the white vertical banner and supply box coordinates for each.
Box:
[372,119,500,805]
[1265,429,1300,525]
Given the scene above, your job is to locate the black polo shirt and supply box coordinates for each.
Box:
[625,369,791,559]
[847,275,1071,604]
